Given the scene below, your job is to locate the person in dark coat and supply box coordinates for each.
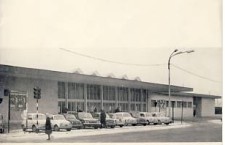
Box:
[45,117,52,140]
[100,109,106,128]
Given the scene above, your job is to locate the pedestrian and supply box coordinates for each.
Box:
[100,109,106,128]
[45,117,52,140]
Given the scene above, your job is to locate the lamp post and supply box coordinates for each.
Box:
[168,49,194,121]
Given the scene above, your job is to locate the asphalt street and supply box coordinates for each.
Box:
[50,121,221,142]
[0,120,221,143]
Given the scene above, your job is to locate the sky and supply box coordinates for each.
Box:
[0,0,222,103]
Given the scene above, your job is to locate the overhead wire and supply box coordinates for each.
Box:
[60,48,221,83]
[171,64,221,83]
[60,48,166,67]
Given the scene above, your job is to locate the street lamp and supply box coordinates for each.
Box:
[168,49,194,121]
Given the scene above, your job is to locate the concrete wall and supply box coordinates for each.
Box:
[148,93,193,119]
[0,76,58,123]
[201,98,215,117]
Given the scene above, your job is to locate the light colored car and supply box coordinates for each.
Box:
[113,112,137,126]
[92,112,116,128]
[48,114,72,131]
[63,114,83,129]
[151,112,172,125]
[108,113,125,127]
[21,113,46,132]
[138,112,159,125]
[0,114,5,133]
[76,112,101,129]
[130,112,149,126]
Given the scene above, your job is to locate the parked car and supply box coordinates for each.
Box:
[0,114,5,133]
[108,113,125,127]
[137,112,159,125]
[21,113,46,132]
[130,112,148,126]
[113,112,137,126]
[48,114,72,131]
[76,112,101,129]
[92,112,116,128]
[151,112,172,125]
[63,114,83,129]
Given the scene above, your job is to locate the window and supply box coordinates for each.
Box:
[58,101,65,113]
[58,82,65,99]
[87,84,100,100]
[142,90,148,102]
[151,100,157,107]
[183,102,187,108]
[177,101,182,108]
[118,87,128,101]
[188,102,192,108]
[103,86,116,101]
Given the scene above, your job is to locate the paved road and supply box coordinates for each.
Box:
[51,121,222,142]
[0,121,222,143]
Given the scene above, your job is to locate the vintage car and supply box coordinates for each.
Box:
[63,114,83,129]
[150,112,172,125]
[48,114,72,131]
[0,114,5,133]
[130,112,149,126]
[108,113,125,127]
[21,113,46,132]
[113,112,137,126]
[76,112,101,129]
[92,112,116,128]
[137,112,159,125]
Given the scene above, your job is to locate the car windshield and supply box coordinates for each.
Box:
[123,113,131,117]
[64,114,76,120]
[78,113,93,119]
[54,115,65,120]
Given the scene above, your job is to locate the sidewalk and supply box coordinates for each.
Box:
[0,121,191,142]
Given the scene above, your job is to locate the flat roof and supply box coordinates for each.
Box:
[0,64,193,93]
[158,92,221,99]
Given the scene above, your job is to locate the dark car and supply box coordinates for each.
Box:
[76,112,101,129]
[63,114,83,129]
[92,112,116,128]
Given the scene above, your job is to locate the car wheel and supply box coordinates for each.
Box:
[147,120,150,125]
[111,126,115,128]
[32,125,37,132]
[143,123,147,126]
[158,120,162,125]
[66,128,71,131]
[119,125,123,128]
[54,125,60,131]
[132,124,136,126]
[165,123,170,125]
[21,125,26,131]
[94,126,98,129]
[153,123,158,125]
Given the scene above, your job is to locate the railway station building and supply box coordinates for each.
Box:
[0,64,220,124]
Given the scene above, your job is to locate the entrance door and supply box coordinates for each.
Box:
[193,97,202,117]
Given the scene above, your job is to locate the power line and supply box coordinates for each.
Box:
[171,64,221,83]
[60,48,166,67]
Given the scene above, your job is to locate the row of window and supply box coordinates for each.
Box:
[151,100,192,108]
[58,101,147,113]
[58,82,148,102]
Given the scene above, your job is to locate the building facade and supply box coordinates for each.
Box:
[0,65,220,125]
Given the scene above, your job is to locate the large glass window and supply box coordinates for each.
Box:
[103,103,116,113]
[58,101,65,113]
[103,86,116,101]
[131,89,141,102]
[58,82,65,99]
[118,87,128,101]
[177,101,182,108]
[87,84,100,100]
[118,103,128,112]
[68,83,84,99]
[188,102,192,108]
[142,89,148,102]
[87,102,101,112]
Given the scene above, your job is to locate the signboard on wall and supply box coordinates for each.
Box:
[10,91,27,111]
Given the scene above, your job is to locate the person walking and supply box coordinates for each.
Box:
[45,117,52,140]
[100,109,106,128]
